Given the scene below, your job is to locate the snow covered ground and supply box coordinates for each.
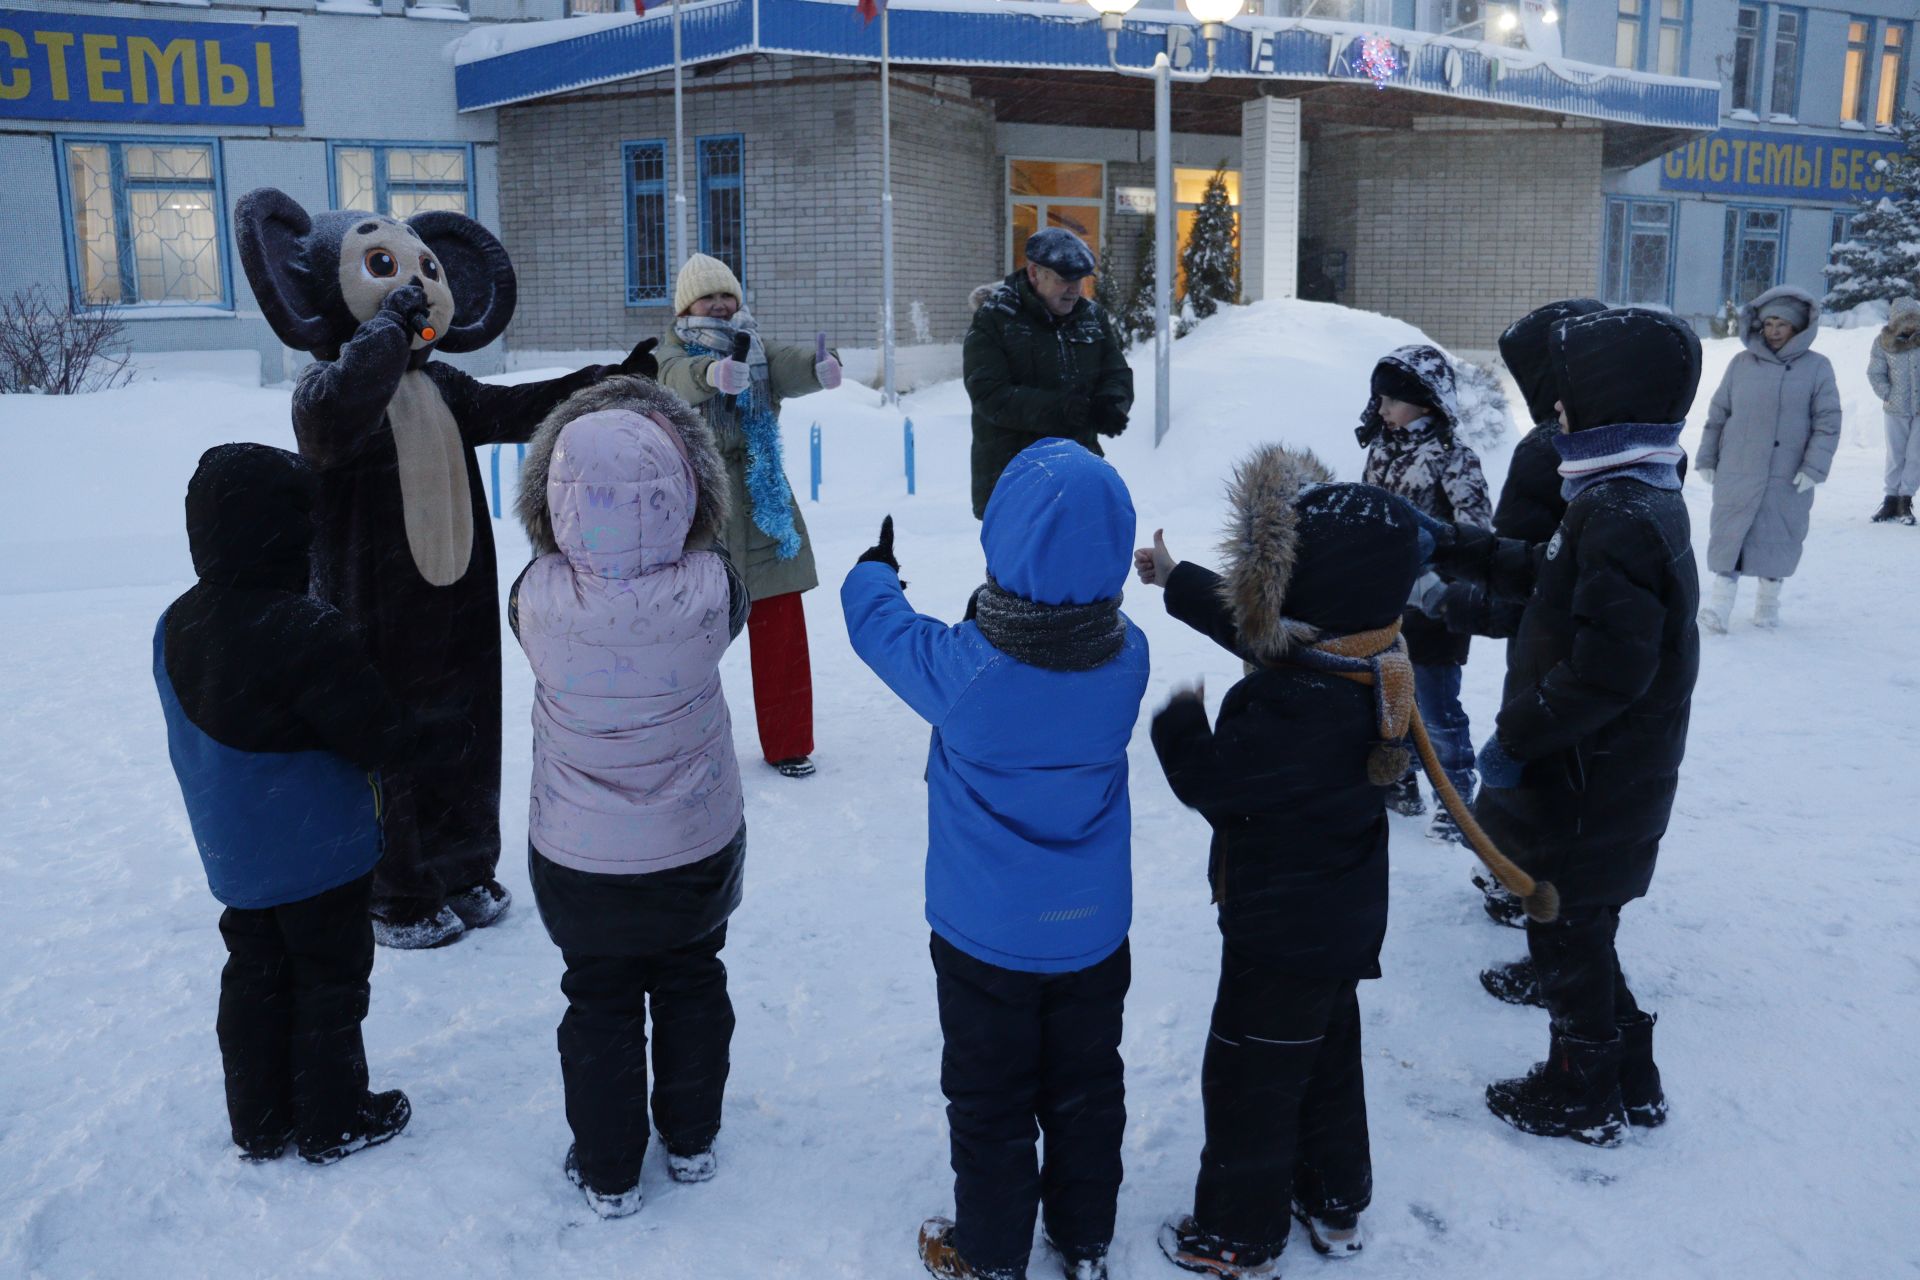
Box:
[2,301,1916,1278]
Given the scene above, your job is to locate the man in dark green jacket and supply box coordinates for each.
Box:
[964,228,1134,518]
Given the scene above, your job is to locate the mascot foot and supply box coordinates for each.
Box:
[372,898,466,949]
[448,880,512,930]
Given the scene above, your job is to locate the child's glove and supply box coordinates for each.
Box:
[1406,503,1453,567]
[1793,471,1817,494]
[1160,679,1206,712]
[708,358,752,396]
[1476,735,1524,790]
[1408,571,1447,616]
[1092,396,1129,437]
[815,356,843,390]
[1060,394,1093,435]
[856,515,902,583]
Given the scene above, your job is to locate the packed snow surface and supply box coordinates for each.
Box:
[2,300,1915,1277]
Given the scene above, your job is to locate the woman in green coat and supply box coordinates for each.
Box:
[657,254,841,777]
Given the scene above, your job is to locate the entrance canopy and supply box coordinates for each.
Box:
[455,0,1716,166]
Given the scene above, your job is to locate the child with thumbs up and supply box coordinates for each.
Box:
[656,254,843,778]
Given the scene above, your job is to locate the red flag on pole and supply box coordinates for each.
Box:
[857,0,885,23]
[633,0,645,12]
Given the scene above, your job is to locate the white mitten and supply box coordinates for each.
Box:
[708,358,751,396]
[815,356,843,390]
[1695,467,1714,485]
[1792,471,1816,494]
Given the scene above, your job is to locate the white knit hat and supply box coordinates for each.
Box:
[674,253,744,316]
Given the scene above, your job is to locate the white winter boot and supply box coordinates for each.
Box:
[1698,574,1738,634]
[1753,577,1783,629]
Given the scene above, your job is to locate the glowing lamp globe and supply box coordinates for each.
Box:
[1186,0,1244,25]
[1086,0,1140,14]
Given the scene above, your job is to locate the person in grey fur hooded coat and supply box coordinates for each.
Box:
[1868,297,1920,525]
[1696,286,1842,631]
[507,374,751,1219]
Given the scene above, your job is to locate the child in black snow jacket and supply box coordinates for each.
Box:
[1136,446,1423,1276]
[1356,346,1491,844]
[1430,308,1702,1147]
[154,444,452,1164]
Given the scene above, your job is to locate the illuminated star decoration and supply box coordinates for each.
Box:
[1358,36,1398,89]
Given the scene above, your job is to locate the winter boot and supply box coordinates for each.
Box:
[772,756,817,779]
[1385,774,1426,817]
[1426,804,1468,846]
[1901,496,1917,526]
[1616,1011,1668,1128]
[1479,958,1545,1007]
[1752,578,1782,629]
[1697,574,1738,635]
[564,1144,643,1219]
[235,1126,294,1163]
[298,1089,411,1165]
[1485,1033,1628,1147]
[446,880,512,930]
[918,1217,1019,1280]
[1292,1204,1365,1259]
[1472,869,1526,929]
[666,1147,717,1184]
[370,898,465,949]
[1871,495,1900,522]
[1041,1234,1111,1280]
[1155,1215,1279,1278]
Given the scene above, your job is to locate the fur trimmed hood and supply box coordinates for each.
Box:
[1217,445,1421,660]
[517,375,727,559]
[1881,297,1920,353]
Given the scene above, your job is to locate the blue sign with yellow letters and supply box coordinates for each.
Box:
[0,8,301,126]
[1659,127,1905,204]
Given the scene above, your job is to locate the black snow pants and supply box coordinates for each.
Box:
[532,830,747,1196]
[1526,904,1641,1041]
[1192,946,1372,1253]
[216,872,375,1151]
[931,932,1131,1279]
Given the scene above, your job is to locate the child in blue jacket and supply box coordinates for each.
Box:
[155,444,446,1165]
[842,439,1150,1280]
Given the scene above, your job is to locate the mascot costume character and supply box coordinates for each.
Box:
[234,188,657,949]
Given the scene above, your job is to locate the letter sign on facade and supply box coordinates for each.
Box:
[1660,127,1901,204]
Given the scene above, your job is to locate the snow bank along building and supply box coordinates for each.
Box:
[1,0,1912,380]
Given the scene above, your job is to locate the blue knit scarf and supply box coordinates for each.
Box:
[677,311,802,560]
[1554,422,1685,501]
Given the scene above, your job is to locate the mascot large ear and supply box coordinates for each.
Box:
[409,210,516,353]
[234,188,338,353]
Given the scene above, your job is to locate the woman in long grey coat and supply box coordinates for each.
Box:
[1695,286,1842,632]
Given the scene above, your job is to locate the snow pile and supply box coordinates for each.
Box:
[1,300,1915,1278]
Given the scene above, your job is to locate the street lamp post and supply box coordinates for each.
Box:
[1084,0,1242,446]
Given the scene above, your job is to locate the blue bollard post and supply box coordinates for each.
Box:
[904,418,915,496]
[810,423,822,502]
[490,445,502,518]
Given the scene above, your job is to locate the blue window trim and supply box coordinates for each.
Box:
[52,133,233,313]
[325,141,478,216]
[696,133,746,285]
[1875,20,1912,128]
[1652,0,1689,75]
[1766,5,1806,118]
[1721,201,1790,304]
[1600,196,1678,308]
[623,138,672,308]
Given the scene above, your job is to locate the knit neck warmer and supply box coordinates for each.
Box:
[1282,620,1416,786]
[675,308,800,560]
[970,577,1127,672]
[1369,414,1446,456]
[1554,422,1685,501]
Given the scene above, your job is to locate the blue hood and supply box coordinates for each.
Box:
[981,440,1136,606]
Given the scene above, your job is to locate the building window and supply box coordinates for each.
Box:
[59,138,227,309]
[1722,206,1786,307]
[1654,0,1684,74]
[1842,19,1872,124]
[624,140,670,306]
[1877,24,1909,127]
[1174,167,1241,300]
[331,145,472,218]
[1730,6,1761,111]
[1602,198,1674,307]
[697,135,745,284]
[1616,0,1643,70]
[1768,8,1802,116]
[1008,159,1106,295]
[1829,210,1853,250]
[568,0,624,11]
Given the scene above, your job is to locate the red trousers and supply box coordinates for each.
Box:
[746,591,814,762]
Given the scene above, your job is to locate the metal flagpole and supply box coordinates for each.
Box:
[880,4,898,406]
[672,0,689,265]
[1152,55,1171,447]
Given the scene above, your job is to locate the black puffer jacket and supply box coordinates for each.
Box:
[1150,454,1421,978]
[963,271,1133,518]
[1441,309,1702,909]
